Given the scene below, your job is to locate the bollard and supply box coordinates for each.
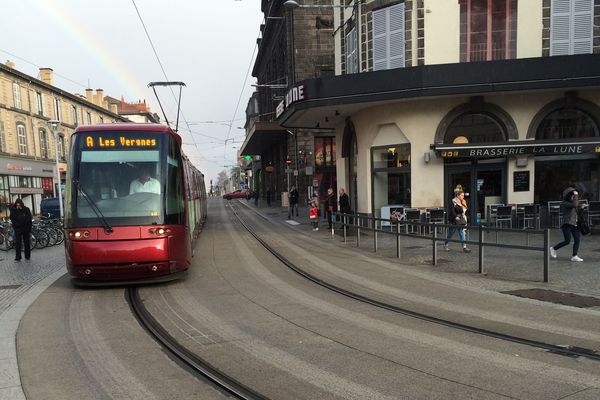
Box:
[543,228,550,283]
[478,226,484,274]
[357,226,361,248]
[432,227,437,266]
[343,215,347,243]
[373,216,377,252]
[396,222,401,258]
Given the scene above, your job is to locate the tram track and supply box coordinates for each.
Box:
[126,286,269,400]
[230,203,600,363]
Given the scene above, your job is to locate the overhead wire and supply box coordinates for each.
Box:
[130,0,199,152]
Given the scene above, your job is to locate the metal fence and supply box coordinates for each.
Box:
[335,213,552,283]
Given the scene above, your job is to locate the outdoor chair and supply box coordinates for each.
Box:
[547,201,561,228]
[404,208,422,234]
[495,205,513,228]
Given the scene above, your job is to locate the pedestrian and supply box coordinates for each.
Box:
[266,187,271,207]
[10,198,32,261]
[254,188,259,206]
[289,186,299,217]
[309,200,319,231]
[325,188,337,229]
[338,188,350,214]
[444,190,471,253]
[550,187,587,262]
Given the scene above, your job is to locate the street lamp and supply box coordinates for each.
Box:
[47,120,64,218]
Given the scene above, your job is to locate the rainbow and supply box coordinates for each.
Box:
[29,0,145,100]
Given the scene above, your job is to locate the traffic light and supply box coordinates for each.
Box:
[285,158,293,166]
[244,155,252,160]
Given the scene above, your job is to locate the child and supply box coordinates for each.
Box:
[309,201,319,231]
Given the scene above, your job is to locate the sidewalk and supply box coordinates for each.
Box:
[0,246,66,400]
[239,198,600,300]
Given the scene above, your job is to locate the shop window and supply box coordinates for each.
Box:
[372,143,411,211]
[445,113,506,144]
[16,123,27,155]
[373,3,405,71]
[314,137,336,167]
[550,0,593,56]
[459,0,517,62]
[536,108,599,140]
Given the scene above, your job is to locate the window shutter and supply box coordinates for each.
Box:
[551,0,572,55]
[388,3,405,69]
[551,0,593,56]
[373,8,388,71]
[346,28,357,74]
[572,0,593,54]
[373,4,405,71]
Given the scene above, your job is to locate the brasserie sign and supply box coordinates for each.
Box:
[435,141,600,159]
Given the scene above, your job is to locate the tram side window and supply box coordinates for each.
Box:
[165,138,185,224]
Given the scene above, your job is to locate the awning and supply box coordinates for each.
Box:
[431,138,600,159]
[238,121,288,156]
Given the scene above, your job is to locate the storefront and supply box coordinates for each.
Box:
[278,55,600,217]
[0,157,58,217]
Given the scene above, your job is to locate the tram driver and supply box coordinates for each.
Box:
[129,165,161,195]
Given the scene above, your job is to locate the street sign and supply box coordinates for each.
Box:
[285,168,293,174]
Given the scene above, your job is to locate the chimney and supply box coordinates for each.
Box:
[5,60,15,69]
[85,88,94,103]
[95,89,104,106]
[39,68,54,85]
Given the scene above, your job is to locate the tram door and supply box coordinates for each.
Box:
[445,163,505,223]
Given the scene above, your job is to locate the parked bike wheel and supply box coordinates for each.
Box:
[33,231,47,249]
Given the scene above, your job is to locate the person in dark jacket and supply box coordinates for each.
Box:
[338,188,351,214]
[443,191,471,253]
[10,198,32,261]
[550,187,587,262]
[289,186,299,217]
[325,188,337,229]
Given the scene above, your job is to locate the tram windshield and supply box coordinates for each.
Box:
[67,131,184,227]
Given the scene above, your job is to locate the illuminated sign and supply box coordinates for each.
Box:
[85,136,157,148]
[435,141,600,159]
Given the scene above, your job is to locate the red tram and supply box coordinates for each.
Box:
[64,123,207,285]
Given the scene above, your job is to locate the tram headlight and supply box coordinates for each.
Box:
[149,228,171,236]
[70,230,91,240]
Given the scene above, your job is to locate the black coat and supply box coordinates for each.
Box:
[325,193,337,212]
[447,200,464,224]
[10,206,32,231]
[289,189,299,205]
[339,193,351,214]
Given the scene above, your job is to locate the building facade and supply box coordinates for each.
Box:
[0,61,128,216]
[240,0,337,207]
[279,0,600,223]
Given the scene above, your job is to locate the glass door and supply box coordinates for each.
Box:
[445,163,506,223]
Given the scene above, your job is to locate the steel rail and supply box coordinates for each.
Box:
[126,287,269,400]
[230,204,600,362]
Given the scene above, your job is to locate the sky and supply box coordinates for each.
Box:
[1,0,264,184]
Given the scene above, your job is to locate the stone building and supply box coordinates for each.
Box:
[240,0,336,208]
[0,61,128,216]
[279,0,600,224]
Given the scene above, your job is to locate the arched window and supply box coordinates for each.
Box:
[536,108,599,140]
[444,113,506,144]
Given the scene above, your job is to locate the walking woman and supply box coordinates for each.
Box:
[444,190,471,253]
[550,187,587,262]
[10,198,32,261]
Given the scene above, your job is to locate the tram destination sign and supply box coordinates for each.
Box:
[435,140,600,159]
[83,133,158,149]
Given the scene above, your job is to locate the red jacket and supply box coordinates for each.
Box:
[309,207,318,219]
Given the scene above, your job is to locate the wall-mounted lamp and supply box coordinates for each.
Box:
[424,151,431,163]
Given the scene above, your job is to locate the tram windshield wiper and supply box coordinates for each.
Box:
[75,180,113,233]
